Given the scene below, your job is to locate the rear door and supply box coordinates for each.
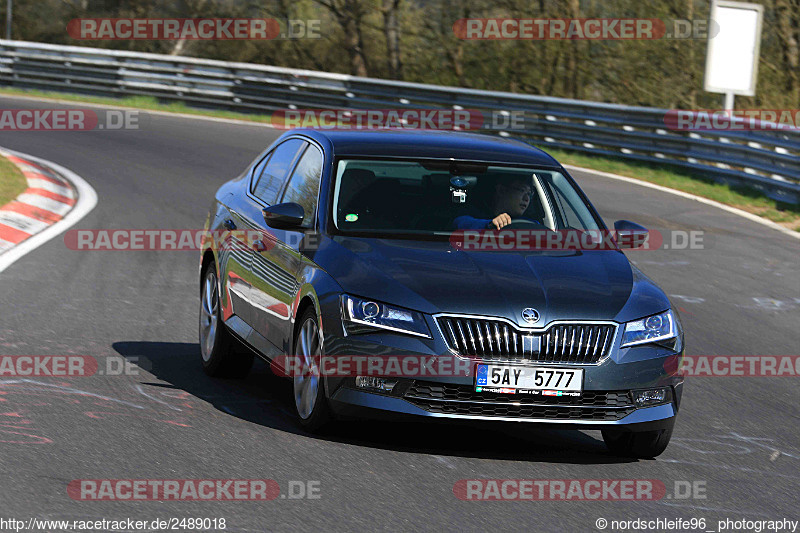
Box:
[217,195,255,325]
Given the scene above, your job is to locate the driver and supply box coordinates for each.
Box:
[453,175,541,230]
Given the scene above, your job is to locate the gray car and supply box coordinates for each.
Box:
[198,129,685,458]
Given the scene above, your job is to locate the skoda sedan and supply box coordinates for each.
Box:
[198,129,684,458]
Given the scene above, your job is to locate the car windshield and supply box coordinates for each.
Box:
[332,158,602,237]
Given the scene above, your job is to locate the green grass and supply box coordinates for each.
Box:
[1,86,798,231]
[0,87,275,123]
[546,148,800,231]
[0,152,27,207]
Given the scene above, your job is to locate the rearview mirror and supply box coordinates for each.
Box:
[263,202,305,228]
[614,220,649,249]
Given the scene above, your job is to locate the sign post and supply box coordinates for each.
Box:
[704,0,764,113]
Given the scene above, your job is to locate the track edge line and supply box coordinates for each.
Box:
[563,164,800,240]
[0,148,98,273]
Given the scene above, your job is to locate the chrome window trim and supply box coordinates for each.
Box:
[247,137,306,206]
[246,135,327,232]
[432,312,618,366]
[278,142,325,230]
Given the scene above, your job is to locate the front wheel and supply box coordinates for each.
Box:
[602,426,673,458]
[292,309,333,432]
[199,265,253,378]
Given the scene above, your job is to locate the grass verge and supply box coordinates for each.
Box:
[0,87,275,123]
[546,148,800,232]
[1,86,798,231]
[0,151,27,207]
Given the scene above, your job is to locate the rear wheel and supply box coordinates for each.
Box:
[199,265,253,378]
[602,426,673,458]
[292,309,333,432]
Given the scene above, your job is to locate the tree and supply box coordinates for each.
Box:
[312,0,370,76]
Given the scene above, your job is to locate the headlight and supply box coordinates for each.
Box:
[341,295,431,338]
[621,310,678,348]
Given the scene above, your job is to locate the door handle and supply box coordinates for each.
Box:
[223,219,236,230]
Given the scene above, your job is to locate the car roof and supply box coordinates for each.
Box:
[289,129,561,167]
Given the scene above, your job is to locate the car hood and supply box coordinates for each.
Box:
[316,236,670,327]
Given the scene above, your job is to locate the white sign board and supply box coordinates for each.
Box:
[704,0,763,96]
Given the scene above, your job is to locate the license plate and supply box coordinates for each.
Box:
[475,364,583,394]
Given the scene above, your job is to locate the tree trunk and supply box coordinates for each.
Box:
[685,0,697,108]
[566,0,581,99]
[774,0,799,104]
[313,0,369,76]
[343,13,368,76]
[382,0,403,79]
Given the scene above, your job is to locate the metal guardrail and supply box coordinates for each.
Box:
[0,39,798,203]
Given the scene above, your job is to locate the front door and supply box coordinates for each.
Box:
[249,142,323,353]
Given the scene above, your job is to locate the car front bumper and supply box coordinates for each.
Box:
[317,291,684,431]
[329,386,678,431]
[321,339,683,432]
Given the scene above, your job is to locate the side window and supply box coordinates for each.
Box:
[551,187,583,228]
[542,173,599,230]
[252,139,306,204]
[281,145,323,229]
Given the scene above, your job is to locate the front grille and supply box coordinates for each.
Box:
[405,382,634,421]
[436,316,615,364]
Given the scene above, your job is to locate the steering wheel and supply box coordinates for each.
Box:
[503,218,543,230]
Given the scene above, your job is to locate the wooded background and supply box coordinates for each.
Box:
[4,0,798,109]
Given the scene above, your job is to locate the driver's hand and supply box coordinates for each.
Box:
[490,213,512,229]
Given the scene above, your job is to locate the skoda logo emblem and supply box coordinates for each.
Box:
[522,308,540,324]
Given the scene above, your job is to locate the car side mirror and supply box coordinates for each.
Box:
[263,202,305,228]
[614,220,649,249]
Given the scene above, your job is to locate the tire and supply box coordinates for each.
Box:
[292,308,333,432]
[602,426,674,458]
[199,264,253,378]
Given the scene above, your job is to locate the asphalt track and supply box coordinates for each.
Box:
[0,95,798,532]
